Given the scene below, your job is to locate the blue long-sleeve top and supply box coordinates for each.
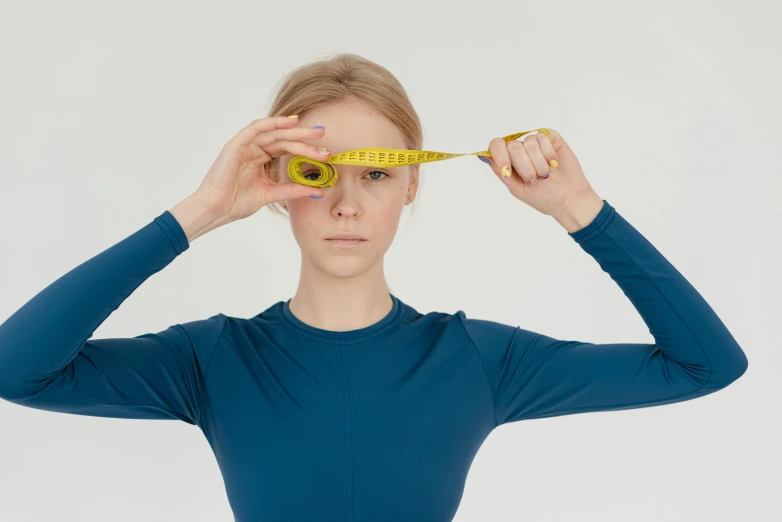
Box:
[0,199,747,522]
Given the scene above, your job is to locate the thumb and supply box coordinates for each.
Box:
[266,182,323,204]
[544,128,567,154]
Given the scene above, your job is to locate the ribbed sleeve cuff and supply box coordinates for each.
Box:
[568,199,615,244]
[153,210,190,255]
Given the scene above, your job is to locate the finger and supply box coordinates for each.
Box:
[228,116,300,149]
[535,131,559,170]
[541,127,563,154]
[507,140,537,184]
[486,137,513,182]
[265,179,323,204]
[239,153,273,180]
[254,139,331,162]
[251,125,326,151]
[521,134,550,181]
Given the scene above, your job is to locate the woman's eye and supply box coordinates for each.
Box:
[365,170,389,181]
[302,170,387,182]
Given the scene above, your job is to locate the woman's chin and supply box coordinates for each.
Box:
[317,256,375,278]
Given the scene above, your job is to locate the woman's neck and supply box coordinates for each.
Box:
[288,288,394,332]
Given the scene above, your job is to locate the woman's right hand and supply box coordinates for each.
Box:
[191,115,329,221]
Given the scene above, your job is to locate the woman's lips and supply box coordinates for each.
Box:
[325,239,366,248]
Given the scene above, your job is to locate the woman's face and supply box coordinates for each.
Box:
[275,100,419,279]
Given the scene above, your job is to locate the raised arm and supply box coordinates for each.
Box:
[0,209,226,426]
[0,115,336,426]
[460,199,748,427]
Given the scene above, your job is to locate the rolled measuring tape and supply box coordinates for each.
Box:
[287,128,552,188]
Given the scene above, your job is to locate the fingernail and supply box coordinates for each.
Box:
[318,148,330,155]
[310,195,322,199]
[478,157,490,164]
[287,115,299,119]
[542,173,550,179]
[501,165,511,178]
[313,125,324,129]
[549,159,558,168]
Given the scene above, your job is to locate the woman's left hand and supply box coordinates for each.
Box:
[480,128,597,216]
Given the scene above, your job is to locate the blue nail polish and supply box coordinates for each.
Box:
[310,195,322,199]
[313,125,324,129]
[478,157,490,164]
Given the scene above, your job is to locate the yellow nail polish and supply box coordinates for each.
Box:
[287,114,299,119]
[501,165,511,178]
[550,159,558,168]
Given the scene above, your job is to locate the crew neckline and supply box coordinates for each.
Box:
[280,292,404,343]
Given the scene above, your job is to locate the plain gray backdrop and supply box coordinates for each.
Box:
[0,0,779,521]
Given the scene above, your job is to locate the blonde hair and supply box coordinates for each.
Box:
[263,53,423,219]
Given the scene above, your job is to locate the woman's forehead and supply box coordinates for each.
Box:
[301,106,407,148]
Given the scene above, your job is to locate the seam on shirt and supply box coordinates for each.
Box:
[50,380,184,421]
[456,313,499,428]
[181,315,229,426]
[574,203,616,246]
[39,356,151,413]
[343,341,355,522]
[511,386,714,421]
[602,226,713,388]
[278,303,405,345]
[153,215,183,255]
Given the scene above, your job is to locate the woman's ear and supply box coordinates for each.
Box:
[406,165,420,203]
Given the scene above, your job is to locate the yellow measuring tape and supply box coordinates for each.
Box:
[287,128,552,188]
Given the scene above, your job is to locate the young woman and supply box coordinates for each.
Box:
[0,53,748,522]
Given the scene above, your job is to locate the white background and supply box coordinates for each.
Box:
[0,0,779,520]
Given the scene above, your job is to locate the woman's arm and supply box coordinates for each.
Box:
[0,210,226,426]
[460,199,748,427]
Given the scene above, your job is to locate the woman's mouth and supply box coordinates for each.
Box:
[325,239,366,248]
